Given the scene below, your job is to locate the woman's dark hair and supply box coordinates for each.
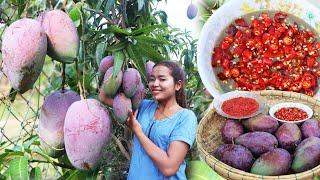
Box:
[153,60,187,108]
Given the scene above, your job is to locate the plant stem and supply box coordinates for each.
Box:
[61,63,66,92]
[111,134,130,161]
[75,61,84,100]
[30,160,74,169]
[83,8,115,25]
[120,0,127,28]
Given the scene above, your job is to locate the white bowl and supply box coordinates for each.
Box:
[197,0,320,99]
[269,102,313,124]
[213,91,266,119]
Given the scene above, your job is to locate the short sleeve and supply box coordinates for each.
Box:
[169,110,197,149]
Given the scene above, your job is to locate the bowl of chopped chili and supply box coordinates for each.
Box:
[269,102,313,123]
[197,0,320,99]
[213,91,266,119]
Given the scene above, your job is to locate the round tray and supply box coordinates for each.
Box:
[197,90,320,180]
[213,91,266,119]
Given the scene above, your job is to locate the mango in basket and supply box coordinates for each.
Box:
[251,148,292,176]
[221,119,244,144]
[291,137,320,173]
[275,123,302,152]
[242,115,279,134]
[300,119,320,138]
[213,144,254,172]
[235,132,278,157]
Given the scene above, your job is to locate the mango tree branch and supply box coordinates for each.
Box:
[61,63,66,92]
[112,134,130,161]
[30,159,74,169]
[75,61,84,99]
[83,8,115,26]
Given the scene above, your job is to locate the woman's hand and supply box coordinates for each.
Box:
[126,110,141,134]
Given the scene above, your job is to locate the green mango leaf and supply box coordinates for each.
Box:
[23,135,38,149]
[84,170,98,180]
[0,151,24,164]
[126,44,147,81]
[33,149,52,162]
[112,50,124,78]
[106,26,131,36]
[17,0,26,17]
[9,157,29,180]
[135,41,165,62]
[96,0,104,10]
[137,0,145,11]
[104,0,115,13]
[96,42,106,65]
[3,167,10,180]
[0,173,7,180]
[133,35,167,45]
[131,24,166,36]
[153,10,168,24]
[186,161,223,180]
[57,170,86,180]
[69,7,81,27]
[106,41,128,52]
[30,167,41,180]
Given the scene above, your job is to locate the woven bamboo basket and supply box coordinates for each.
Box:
[197,90,320,180]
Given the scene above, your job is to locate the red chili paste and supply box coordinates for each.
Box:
[221,97,259,117]
[274,107,308,121]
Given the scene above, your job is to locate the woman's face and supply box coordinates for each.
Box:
[148,65,181,102]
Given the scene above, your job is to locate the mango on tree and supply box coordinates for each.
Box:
[113,93,132,123]
[38,10,79,63]
[122,68,142,98]
[2,18,47,93]
[38,90,80,158]
[64,99,112,170]
[102,67,123,97]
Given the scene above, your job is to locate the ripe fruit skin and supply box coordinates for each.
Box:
[38,90,80,158]
[122,68,142,98]
[64,99,112,170]
[113,93,132,123]
[187,3,198,20]
[38,10,79,63]
[2,18,47,93]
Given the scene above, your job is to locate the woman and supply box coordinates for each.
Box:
[126,61,197,180]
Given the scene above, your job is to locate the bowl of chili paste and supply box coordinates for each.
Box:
[197,0,320,99]
[269,102,313,123]
[214,91,266,119]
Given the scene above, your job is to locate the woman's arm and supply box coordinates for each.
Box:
[127,111,189,177]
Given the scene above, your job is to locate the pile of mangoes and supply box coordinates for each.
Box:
[214,115,320,175]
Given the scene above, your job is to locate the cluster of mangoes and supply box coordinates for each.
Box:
[2,10,79,93]
[38,89,112,170]
[98,56,155,123]
[214,115,320,175]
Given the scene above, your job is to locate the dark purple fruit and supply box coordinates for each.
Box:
[221,119,244,143]
[213,144,254,172]
[187,3,197,20]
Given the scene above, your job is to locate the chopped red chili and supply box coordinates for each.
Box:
[221,97,259,117]
[274,107,308,121]
[212,11,320,96]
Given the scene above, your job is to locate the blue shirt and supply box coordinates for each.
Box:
[127,100,197,180]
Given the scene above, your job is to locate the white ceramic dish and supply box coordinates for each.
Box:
[197,0,320,99]
[269,102,313,123]
[213,91,266,119]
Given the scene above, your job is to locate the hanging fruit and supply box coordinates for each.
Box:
[187,2,198,20]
